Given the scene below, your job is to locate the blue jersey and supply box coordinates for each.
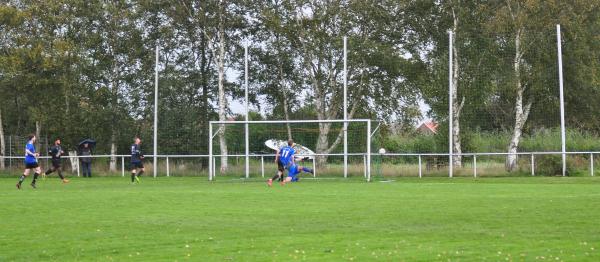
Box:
[24,142,37,164]
[278,146,295,166]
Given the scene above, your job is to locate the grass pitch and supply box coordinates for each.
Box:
[1,176,600,261]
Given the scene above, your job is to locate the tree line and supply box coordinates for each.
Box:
[0,1,598,172]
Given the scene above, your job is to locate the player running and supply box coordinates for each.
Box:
[268,139,295,187]
[282,162,313,184]
[130,137,145,183]
[44,138,70,183]
[16,134,42,189]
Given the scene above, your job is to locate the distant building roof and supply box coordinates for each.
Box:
[417,121,438,135]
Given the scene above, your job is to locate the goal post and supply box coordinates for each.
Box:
[208,119,372,182]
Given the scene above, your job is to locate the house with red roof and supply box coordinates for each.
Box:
[417,121,438,135]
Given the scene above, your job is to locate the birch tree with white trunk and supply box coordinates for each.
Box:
[503,1,533,172]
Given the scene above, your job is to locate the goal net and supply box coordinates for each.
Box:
[208,119,372,181]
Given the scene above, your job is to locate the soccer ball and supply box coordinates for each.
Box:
[378,148,386,154]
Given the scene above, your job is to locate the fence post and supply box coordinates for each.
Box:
[8,135,11,170]
[261,156,264,178]
[418,155,422,178]
[591,153,594,177]
[77,157,80,177]
[473,155,477,178]
[166,157,170,177]
[531,154,535,176]
[121,156,125,177]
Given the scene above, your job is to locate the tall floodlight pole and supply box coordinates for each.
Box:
[245,43,250,179]
[448,31,454,178]
[343,36,348,178]
[557,24,566,176]
[153,43,159,178]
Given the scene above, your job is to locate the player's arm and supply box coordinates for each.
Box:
[25,148,35,156]
[26,144,37,157]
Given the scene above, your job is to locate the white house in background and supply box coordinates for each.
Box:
[417,121,438,135]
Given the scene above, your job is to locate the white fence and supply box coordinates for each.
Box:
[2,151,600,180]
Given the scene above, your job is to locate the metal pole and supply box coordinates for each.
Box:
[557,24,567,177]
[261,156,264,178]
[343,36,348,179]
[77,157,80,177]
[244,44,250,179]
[531,154,535,176]
[448,30,454,178]
[591,153,594,176]
[363,154,367,178]
[121,156,125,177]
[166,157,170,177]
[367,120,371,181]
[418,155,422,178]
[208,124,213,181]
[312,158,316,178]
[153,43,159,178]
[473,155,477,178]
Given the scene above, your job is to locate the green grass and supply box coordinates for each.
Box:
[2,176,600,261]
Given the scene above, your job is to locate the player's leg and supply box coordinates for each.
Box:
[268,162,284,187]
[44,166,55,175]
[300,166,313,174]
[17,168,31,189]
[31,165,42,188]
[135,166,144,182]
[130,163,137,183]
[56,165,68,183]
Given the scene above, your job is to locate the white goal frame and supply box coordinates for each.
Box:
[209,119,372,181]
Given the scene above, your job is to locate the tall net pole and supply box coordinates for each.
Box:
[343,36,348,178]
[208,124,213,181]
[153,43,159,178]
[557,24,566,176]
[448,31,454,178]
[245,44,250,178]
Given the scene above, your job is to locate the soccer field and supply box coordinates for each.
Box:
[2,176,600,261]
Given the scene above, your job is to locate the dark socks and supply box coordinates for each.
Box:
[18,175,26,185]
[58,171,64,180]
[271,174,280,181]
[45,169,54,175]
[131,173,136,182]
[32,173,39,184]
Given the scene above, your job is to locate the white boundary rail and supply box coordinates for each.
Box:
[3,151,600,179]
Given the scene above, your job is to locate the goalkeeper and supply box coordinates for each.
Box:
[282,162,313,184]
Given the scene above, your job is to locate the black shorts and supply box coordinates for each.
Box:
[51,160,61,168]
[277,161,290,172]
[131,162,144,170]
[25,162,39,169]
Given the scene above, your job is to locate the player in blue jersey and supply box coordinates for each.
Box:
[130,137,145,183]
[16,134,42,189]
[282,162,314,184]
[267,139,296,187]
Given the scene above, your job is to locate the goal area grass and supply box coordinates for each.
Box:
[1,176,600,261]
